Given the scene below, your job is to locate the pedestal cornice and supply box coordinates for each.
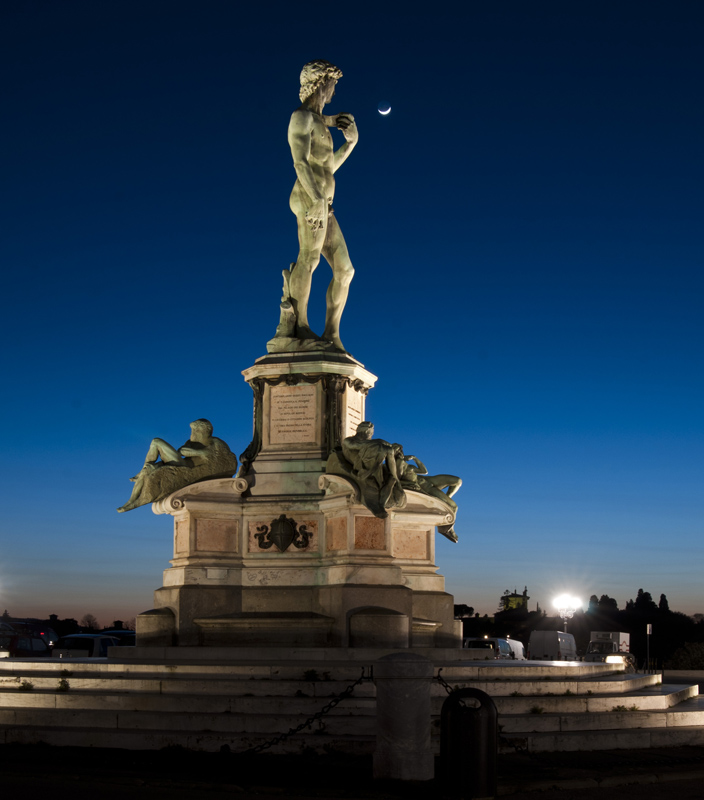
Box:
[243,352,377,390]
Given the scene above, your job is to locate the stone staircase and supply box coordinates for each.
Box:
[0,655,701,753]
[434,663,704,751]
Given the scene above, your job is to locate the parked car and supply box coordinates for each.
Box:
[101,630,136,646]
[0,628,52,658]
[463,637,497,659]
[9,622,58,648]
[52,634,120,658]
[464,637,526,660]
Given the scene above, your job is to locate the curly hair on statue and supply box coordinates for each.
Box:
[299,60,343,102]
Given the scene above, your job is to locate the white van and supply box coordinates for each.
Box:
[527,631,578,661]
[506,638,526,660]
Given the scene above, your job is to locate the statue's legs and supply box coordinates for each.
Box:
[321,213,354,351]
[120,438,180,512]
[427,475,462,498]
[144,438,181,466]
[118,475,145,512]
[289,201,327,339]
[130,439,181,481]
[418,477,459,512]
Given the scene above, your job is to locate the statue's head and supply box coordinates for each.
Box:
[356,420,374,439]
[190,418,213,439]
[299,60,343,103]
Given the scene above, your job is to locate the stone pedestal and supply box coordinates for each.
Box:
[373,653,435,781]
[137,352,462,649]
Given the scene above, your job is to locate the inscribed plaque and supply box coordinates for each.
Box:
[343,386,364,438]
[269,384,318,444]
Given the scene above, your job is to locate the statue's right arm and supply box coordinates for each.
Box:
[288,110,325,206]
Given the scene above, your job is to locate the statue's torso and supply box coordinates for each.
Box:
[290,110,336,206]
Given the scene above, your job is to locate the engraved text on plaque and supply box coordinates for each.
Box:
[343,386,364,438]
[269,384,318,444]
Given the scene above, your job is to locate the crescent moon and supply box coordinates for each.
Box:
[379,107,391,116]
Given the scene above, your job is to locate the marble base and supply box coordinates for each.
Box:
[137,353,461,650]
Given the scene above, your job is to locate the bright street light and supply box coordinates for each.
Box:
[553,595,582,633]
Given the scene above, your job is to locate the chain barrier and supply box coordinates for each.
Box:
[435,667,454,695]
[240,667,369,754]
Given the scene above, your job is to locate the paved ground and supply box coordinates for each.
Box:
[2,743,704,799]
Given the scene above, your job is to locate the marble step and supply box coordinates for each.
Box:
[0,724,376,754]
[0,658,623,681]
[500,721,704,752]
[9,716,704,756]
[431,673,661,697]
[430,683,697,715]
[0,674,661,699]
[0,682,698,719]
[0,689,376,714]
[0,667,657,698]
[497,695,704,733]
[0,661,371,682]
[0,675,376,697]
[0,706,376,736]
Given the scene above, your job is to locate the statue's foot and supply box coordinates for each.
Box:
[295,324,319,340]
[322,330,346,352]
[438,524,458,543]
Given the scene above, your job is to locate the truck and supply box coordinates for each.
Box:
[527,631,577,661]
[583,631,635,670]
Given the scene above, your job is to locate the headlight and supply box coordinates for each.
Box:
[605,655,624,664]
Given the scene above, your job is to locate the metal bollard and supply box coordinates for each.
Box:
[440,687,498,800]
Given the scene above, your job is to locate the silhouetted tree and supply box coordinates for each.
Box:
[658,594,670,613]
[587,595,599,614]
[1,610,10,621]
[634,589,658,615]
[80,614,99,631]
[598,595,619,612]
[453,604,474,618]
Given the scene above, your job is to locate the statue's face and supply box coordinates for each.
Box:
[190,424,207,442]
[321,77,337,105]
[358,423,373,439]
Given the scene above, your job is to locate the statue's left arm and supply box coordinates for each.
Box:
[326,113,358,173]
[406,455,428,475]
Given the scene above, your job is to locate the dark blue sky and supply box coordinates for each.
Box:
[1,1,702,624]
